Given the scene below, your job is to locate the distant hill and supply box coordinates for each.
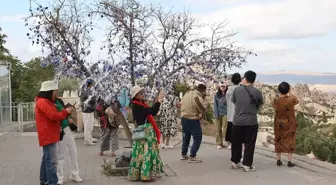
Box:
[256,71,336,85]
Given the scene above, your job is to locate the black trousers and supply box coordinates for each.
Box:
[225,121,233,142]
[231,124,258,167]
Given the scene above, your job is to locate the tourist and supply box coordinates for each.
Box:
[180,84,208,163]
[80,79,97,146]
[128,86,164,181]
[96,98,120,157]
[273,82,299,167]
[213,82,228,149]
[54,98,82,184]
[231,70,263,172]
[35,81,73,185]
[159,86,181,149]
[226,73,242,149]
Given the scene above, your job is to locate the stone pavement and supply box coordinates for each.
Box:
[1,132,336,185]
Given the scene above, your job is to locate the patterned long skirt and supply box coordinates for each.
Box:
[100,127,119,152]
[128,123,164,181]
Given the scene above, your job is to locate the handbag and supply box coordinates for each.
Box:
[132,126,147,141]
[60,129,64,141]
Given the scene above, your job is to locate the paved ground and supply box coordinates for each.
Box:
[1,132,336,185]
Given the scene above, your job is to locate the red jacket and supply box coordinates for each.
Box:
[35,97,69,147]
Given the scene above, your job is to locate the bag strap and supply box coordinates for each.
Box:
[243,86,259,110]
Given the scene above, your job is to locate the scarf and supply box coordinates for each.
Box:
[132,100,161,144]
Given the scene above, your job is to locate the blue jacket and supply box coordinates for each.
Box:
[118,88,130,107]
[213,94,227,118]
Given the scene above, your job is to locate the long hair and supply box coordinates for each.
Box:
[37,90,54,102]
[216,87,228,98]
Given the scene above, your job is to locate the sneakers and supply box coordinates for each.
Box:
[161,144,166,149]
[84,141,95,146]
[166,145,174,149]
[91,138,98,143]
[188,157,203,163]
[217,145,223,149]
[227,144,232,150]
[69,174,83,183]
[180,155,189,160]
[57,181,63,185]
[243,165,256,172]
[231,162,243,169]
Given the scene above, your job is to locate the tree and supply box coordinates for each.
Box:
[0,27,10,55]
[19,58,54,102]
[92,0,154,86]
[92,0,254,100]
[25,0,94,80]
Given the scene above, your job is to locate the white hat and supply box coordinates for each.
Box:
[130,86,144,99]
[40,80,58,91]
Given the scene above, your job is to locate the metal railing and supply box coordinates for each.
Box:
[0,102,35,132]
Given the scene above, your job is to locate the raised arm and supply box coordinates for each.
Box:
[194,95,208,114]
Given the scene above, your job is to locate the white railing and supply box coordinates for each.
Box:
[0,102,35,132]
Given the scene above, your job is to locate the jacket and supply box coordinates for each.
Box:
[35,97,69,147]
[181,90,208,120]
[213,94,227,118]
[80,88,96,113]
[55,99,72,129]
[118,88,130,107]
[226,85,239,122]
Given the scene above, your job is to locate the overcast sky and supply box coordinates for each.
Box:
[0,0,335,74]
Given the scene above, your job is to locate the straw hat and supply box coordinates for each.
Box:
[40,81,58,91]
[130,86,144,99]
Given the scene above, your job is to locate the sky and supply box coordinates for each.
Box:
[0,0,335,74]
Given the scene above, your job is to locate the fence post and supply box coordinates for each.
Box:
[18,104,23,132]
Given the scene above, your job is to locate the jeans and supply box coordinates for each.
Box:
[181,117,203,158]
[40,143,58,185]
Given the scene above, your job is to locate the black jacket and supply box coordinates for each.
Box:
[80,89,96,113]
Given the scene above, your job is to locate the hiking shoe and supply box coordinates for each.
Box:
[231,162,243,169]
[243,165,256,172]
[287,161,296,167]
[188,157,203,163]
[180,155,189,160]
[277,160,283,166]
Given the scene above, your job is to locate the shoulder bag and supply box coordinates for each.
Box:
[243,86,260,110]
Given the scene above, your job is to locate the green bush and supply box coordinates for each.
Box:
[296,112,336,164]
[204,103,214,124]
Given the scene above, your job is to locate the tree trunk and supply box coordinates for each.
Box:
[129,14,135,86]
[114,108,133,146]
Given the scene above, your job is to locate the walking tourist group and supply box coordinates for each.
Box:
[35,70,299,184]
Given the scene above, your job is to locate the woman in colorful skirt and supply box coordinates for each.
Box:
[96,98,119,157]
[128,86,165,182]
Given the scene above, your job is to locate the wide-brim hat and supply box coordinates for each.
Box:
[130,86,144,99]
[40,80,58,91]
